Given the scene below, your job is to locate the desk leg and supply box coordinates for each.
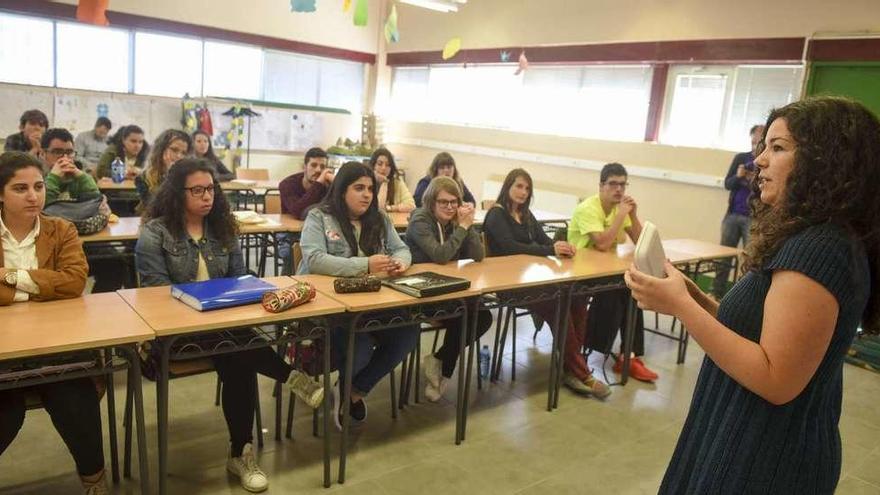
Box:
[546,289,565,412]
[323,324,332,488]
[621,294,637,386]
[460,299,477,443]
[157,342,171,495]
[338,319,356,484]
[105,348,120,484]
[123,345,151,495]
[455,299,471,445]
[552,288,572,410]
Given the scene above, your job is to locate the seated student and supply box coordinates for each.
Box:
[135,129,191,211]
[74,117,112,173]
[42,128,100,203]
[297,162,418,428]
[405,176,493,401]
[568,162,658,382]
[95,125,148,179]
[4,109,49,157]
[135,158,322,493]
[370,148,415,213]
[413,152,476,207]
[192,130,234,181]
[484,168,611,398]
[0,151,108,494]
[278,147,332,220]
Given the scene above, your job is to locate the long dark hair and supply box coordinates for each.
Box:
[745,96,880,334]
[143,158,239,249]
[370,147,399,206]
[145,129,192,191]
[495,168,534,223]
[108,125,149,166]
[192,130,220,163]
[0,151,44,209]
[428,152,466,192]
[319,161,386,255]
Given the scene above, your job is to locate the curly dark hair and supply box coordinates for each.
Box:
[142,158,239,249]
[319,161,386,255]
[744,96,880,334]
[144,129,192,191]
[108,125,150,168]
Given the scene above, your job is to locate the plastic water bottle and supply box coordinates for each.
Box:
[479,345,491,379]
[110,157,125,183]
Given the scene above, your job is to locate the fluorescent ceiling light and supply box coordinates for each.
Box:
[399,0,464,13]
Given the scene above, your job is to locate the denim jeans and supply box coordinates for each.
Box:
[332,319,419,396]
[714,213,750,298]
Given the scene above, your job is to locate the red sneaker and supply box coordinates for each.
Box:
[613,355,659,382]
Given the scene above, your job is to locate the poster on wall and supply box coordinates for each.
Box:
[54,94,151,136]
[289,112,323,151]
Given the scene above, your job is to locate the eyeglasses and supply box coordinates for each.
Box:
[48,148,76,157]
[436,199,460,209]
[184,184,219,197]
[603,180,629,189]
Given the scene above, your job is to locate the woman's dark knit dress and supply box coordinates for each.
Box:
[660,223,870,494]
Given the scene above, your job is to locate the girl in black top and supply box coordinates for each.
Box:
[483,169,611,398]
[627,97,879,494]
[413,152,476,207]
[192,130,235,182]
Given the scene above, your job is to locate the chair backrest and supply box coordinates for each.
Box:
[265,193,281,214]
[481,231,492,257]
[481,199,496,210]
[293,242,303,273]
[236,168,270,181]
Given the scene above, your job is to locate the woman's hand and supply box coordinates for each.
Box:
[368,255,393,274]
[553,241,576,257]
[624,260,693,317]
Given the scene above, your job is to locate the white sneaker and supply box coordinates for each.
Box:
[227,443,268,493]
[424,377,449,403]
[423,354,443,389]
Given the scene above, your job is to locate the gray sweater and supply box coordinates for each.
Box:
[404,207,484,264]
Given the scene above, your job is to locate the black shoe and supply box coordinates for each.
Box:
[349,398,367,423]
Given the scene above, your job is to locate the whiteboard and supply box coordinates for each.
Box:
[0,86,54,137]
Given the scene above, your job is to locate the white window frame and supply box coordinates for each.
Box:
[660,65,736,148]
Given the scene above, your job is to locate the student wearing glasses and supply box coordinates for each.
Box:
[568,162,658,382]
[405,176,492,401]
[135,130,191,211]
[41,128,99,203]
[135,158,322,493]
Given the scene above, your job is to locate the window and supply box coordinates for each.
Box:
[263,51,319,106]
[318,58,364,112]
[134,32,203,98]
[661,65,803,149]
[203,41,262,99]
[56,22,130,92]
[389,64,652,141]
[0,13,54,87]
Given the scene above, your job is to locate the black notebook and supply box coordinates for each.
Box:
[382,271,471,298]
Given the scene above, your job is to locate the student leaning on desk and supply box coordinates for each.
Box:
[134,157,321,493]
[0,151,110,495]
[297,161,419,430]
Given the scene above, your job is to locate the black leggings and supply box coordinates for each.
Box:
[212,347,292,457]
[0,378,104,476]
[434,309,493,378]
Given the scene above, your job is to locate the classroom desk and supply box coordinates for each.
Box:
[117,277,346,495]
[293,273,480,484]
[0,293,154,494]
[388,208,570,230]
[96,179,280,192]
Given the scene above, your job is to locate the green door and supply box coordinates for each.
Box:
[806,63,880,117]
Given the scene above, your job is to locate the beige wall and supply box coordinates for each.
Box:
[52,0,384,54]
[389,122,738,243]
[389,0,880,52]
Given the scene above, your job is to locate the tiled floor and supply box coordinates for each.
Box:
[2,313,879,494]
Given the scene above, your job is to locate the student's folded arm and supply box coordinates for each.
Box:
[135,223,173,287]
[299,212,368,276]
[44,173,63,204]
[77,173,100,195]
[28,222,88,300]
[384,217,412,268]
[463,228,485,261]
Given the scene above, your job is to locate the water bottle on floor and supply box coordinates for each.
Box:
[479,345,490,379]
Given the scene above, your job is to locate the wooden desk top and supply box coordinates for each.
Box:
[97,179,136,191]
[293,273,480,313]
[238,214,303,234]
[81,216,142,243]
[97,180,280,193]
[117,277,345,336]
[0,293,155,361]
[662,239,741,261]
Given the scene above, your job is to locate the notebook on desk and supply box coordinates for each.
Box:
[382,272,471,298]
[171,275,276,311]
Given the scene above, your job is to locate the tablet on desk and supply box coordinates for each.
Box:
[634,221,667,278]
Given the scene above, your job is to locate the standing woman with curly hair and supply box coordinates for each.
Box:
[626,96,880,494]
[135,129,191,211]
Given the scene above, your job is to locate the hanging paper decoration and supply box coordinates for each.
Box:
[514,51,529,75]
[76,0,109,26]
[181,95,199,133]
[290,0,317,12]
[500,50,511,63]
[442,37,462,60]
[384,4,399,43]
[343,0,352,12]
[354,0,368,26]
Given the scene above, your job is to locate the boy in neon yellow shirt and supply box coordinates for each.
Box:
[569,163,658,382]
